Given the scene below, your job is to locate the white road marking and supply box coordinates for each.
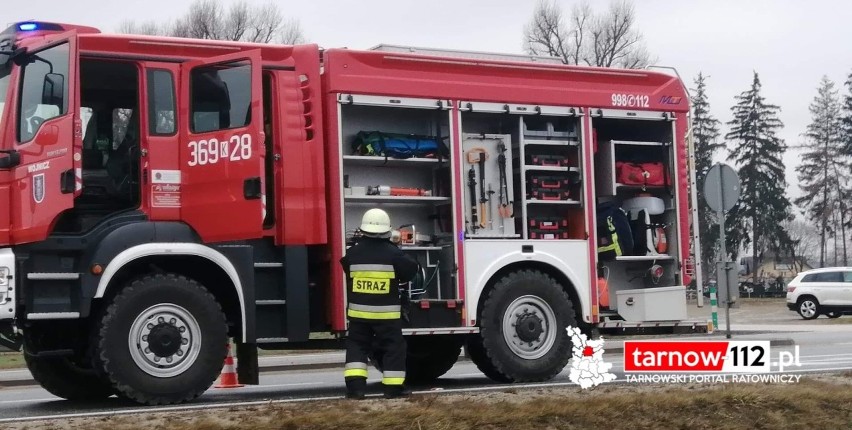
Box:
[1,366,851,424]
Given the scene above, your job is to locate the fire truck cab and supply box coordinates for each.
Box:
[0,22,700,405]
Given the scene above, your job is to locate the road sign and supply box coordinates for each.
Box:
[702,163,741,339]
[704,163,740,212]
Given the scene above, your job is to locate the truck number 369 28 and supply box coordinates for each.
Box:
[187,134,252,166]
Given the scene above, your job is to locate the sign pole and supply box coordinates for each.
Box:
[716,168,732,339]
[710,284,718,330]
[718,207,731,339]
[703,162,740,340]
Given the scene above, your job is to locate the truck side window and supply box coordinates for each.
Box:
[147,69,175,135]
[17,43,69,143]
[844,272,852,283]
[190,61,251,133]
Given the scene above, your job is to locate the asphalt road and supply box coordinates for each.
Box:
[0,328,850,424]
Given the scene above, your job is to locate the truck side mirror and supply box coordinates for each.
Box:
[0,150,21,169]
[42,73,64,107]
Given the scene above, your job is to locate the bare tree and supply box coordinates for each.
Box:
[782,220,820,272]
[117,20,166,36]
[119,0,305,44]
[523,0,653,68]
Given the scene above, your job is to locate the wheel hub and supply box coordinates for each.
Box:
[502,295,558,360]
[147,324,182,357]
[515,313,544,343]
[128,304,201,378]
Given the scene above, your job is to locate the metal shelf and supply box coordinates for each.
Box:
[610,140,668,147]
[616,183,669,191]
[523,166,580,173]
[615,254,674,261]
[526,199,581,205]
[399,246,445,251]
[523,138,580,146]
[345,195,450,204]
[342,155,444,167]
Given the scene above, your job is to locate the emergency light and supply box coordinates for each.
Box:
[18,23,38,31]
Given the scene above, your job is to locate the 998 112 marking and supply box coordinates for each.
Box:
[187,134,252,167]
[611,93,650,108]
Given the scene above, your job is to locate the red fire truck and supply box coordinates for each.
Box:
[0,22,703,405]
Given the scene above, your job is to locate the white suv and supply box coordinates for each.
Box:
[786,268,852,319]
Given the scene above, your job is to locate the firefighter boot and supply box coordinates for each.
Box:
[383,385,411,399]
[345,378,367,400]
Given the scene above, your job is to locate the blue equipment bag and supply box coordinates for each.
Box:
[352,131,448,159]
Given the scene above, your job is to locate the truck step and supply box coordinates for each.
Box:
[254,262,284,268]
[256,300,287,306]
[27,312,81,320]
[256,337,289,344]
[26,273,80,280]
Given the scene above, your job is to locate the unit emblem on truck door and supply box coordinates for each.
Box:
[32,173,45,203]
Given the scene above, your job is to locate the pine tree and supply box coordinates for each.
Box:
[796,76,844,268]
[691,73,723,281]
[839,71,852,265]
[725,71,792,282]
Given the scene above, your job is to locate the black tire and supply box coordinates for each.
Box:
[466,335,512,383]
[94,274,228,405]
[797,296,820,320]
[25,354,114,401]
[405,336,463,384]
[477,270,576,382]
[826,311,842,319]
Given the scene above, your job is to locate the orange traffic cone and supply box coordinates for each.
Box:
[215,343,244,388]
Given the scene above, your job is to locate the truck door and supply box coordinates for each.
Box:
[179,51,265,243]
[7,32,79,244]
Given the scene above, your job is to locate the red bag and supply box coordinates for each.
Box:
[616,162,668,186]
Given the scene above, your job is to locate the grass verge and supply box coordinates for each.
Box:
[12,376,852,430]
[0,352,23,370]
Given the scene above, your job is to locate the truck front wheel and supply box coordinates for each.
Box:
[476,270,576,382]
[94,274,228,405]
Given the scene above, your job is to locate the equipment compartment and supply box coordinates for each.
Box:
[338,96,459,304]
[614,286,687,321]
[590,113,684,321]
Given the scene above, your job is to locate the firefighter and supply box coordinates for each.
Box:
[340,208,418,399]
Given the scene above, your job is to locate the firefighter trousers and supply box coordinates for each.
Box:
[344,318,406,394]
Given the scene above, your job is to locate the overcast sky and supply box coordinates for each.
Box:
[4,0,850,203]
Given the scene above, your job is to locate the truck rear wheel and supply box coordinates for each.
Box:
[466,335,512,383]
[94,274,228,405]
[476,270,575,382]
[25,354,114,401]
[405,336,463,384]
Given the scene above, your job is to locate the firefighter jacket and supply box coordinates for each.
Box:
[340,237,419,320]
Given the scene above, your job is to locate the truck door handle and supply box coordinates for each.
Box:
[0,150,20,169]
[243,177,262,200]
[625,297,634,306]
[60,169,75,194]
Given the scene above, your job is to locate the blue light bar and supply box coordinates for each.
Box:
[18,23,38,31]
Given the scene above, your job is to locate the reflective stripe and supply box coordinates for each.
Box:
[597,216,622,256]
[348,303,401,313]
[352,277,391,294]
[345,362,368,370]
[350,264,395,272]
[347,309,401,320]
[350,271,395,279]
[383,371,406,378]
[382,377,405,386]
[344,368,369,378]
